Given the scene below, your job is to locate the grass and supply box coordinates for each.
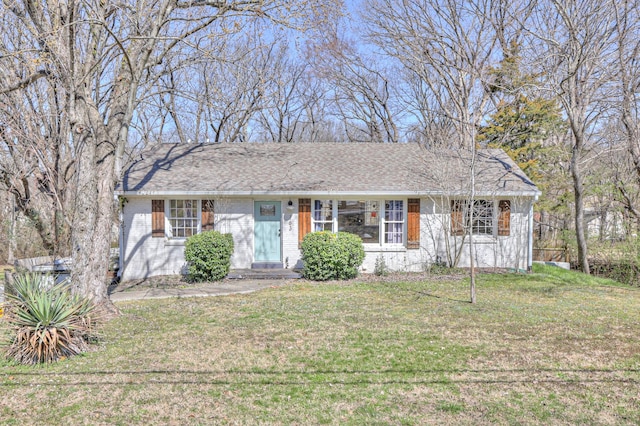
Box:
[0,264,639,425]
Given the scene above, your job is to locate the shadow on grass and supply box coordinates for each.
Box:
[377,281,471,303]
[2,368,638,386]
[413,290,470,303]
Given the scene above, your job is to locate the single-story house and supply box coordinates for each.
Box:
[117,142,540,280]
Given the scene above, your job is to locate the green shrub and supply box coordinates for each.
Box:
[590,259,640,287]
[374,255,389,277]
[586,239,640,287]
[3,273,99,365]
[301,231,365,281]
[184,231,234,282]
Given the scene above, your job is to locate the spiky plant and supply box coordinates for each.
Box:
[3,273,99,365]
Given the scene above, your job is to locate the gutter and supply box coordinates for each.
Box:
[115,189,543,198]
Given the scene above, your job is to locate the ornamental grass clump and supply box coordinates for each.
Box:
[184,231,234,282]
[2,273,100,365]
[301,231,365,281]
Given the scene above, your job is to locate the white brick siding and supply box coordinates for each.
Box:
[120,196,533,280]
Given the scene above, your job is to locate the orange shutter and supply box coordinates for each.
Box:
[451,200,464,236]
[407,198,420,249]
[201,200,214,231]
[298,198,311,247]
[498,200,511,236]
[152,200,165,238]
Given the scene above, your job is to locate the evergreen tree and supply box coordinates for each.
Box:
[478,41,566,183]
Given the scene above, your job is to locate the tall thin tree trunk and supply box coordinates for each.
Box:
[469,229,476,303]
[469,116,477,304]
[572,142,590,274]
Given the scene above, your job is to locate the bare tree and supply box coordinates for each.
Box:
[194,28,277,143]
[613,0,640,223]
[0,53,74,257]
[364,0,501,148]
[307,29,401,143]
[524,0,618,273]
[295,77,347,142]
[0,0,340,308]
[256,51,309,143]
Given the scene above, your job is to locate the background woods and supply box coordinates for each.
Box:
[1,0,640,297]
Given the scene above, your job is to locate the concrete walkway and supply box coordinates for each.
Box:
[109,279,294,302]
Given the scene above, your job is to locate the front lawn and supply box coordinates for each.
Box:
[1,264,639,425]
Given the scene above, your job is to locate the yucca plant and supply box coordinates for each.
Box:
[3,273,100,365]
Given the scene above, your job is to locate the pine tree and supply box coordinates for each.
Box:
[478,41,566,183]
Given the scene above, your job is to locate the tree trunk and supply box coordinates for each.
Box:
[8,196,15,264]
[69,97,118,312]
[571,143,590,274]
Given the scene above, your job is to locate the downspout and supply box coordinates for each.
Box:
[528,195,538,272]
[118,200,125,279]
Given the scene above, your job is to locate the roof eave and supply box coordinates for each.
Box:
[116,189,541,198]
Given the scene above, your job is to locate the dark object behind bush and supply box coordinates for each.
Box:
[301,231,365,281]
[184,231,234,282]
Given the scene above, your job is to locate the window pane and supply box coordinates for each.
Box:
[169,199,199,238]
[385,200,403,221]
[314,222,333,232]
[384,200,404,244]
[260,204,276,216]
[385,222,403,244]
[472,200,493,235]
[314,200,332,220]
[338,200,379,243]
[451,200,494,236]
[313,200,333,232]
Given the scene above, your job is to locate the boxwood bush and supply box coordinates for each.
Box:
[184,231,234,282]
[301,231,365,281]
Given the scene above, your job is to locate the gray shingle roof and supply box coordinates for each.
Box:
[119,142,540,197]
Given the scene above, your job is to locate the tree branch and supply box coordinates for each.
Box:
[0,69,50,95]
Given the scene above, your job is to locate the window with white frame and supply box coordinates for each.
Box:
[451,199,495,236]
[337,200,379,243]
[471,200,493,235]
[313,200,333,231]
[384,200,404,243]
[311,199,407,245]
[169,199,198,237]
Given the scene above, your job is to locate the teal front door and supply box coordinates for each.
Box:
[254,201,282,264]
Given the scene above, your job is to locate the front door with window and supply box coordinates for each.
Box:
[254,201,282,266]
